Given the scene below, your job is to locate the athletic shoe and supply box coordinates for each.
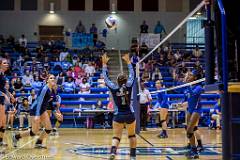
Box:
[0,142,8,147]
[12,133,18,148]
[157,132,168,139]
[109,154,116,160]
[197,145,204,152]
[184,143,191,150]
[34,144,47,149]
[186,149,199,159]
[130,156,136,160]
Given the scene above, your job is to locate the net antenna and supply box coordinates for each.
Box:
[135,1,206,93]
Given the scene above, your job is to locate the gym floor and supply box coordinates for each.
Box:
[0,128,222,160]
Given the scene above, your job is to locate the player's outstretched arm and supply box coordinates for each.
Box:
[122,53,134,87]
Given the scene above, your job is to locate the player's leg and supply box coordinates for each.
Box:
[158,108,168,138]
[126,120,137,159]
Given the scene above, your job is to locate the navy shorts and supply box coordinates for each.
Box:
[30,108,46,116]
[188,108,202,115]
[113,113,135,124]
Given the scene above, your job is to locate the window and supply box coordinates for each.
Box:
[44,0,61,11]
[93,0,109,11]
[69,0,85,11]
[142,0,158,11]
[21,0,37,10]
[0,0,14,10]
[166,0,183,12]
[117,0,134,11]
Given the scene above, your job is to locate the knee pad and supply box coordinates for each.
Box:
[0,127,5,133]
[44,129,52,134]
[128,135,136,139]
[160,120,166,124]
[187,132,194,139]
[30,130,36,137]
[112,137,121,142]
[193,126,198,131]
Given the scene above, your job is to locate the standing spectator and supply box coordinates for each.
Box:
[140,20,149,33]
[19,34,27,48]
[154,21,167,39]
[75,20,86,33]
[90,23,98,46]
[139,82,152,131]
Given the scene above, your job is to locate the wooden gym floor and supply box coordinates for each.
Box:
[0,128,222,160]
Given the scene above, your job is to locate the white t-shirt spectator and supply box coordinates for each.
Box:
[85,65,95,76]
[79,82,90,94]
[139,88,152,104]
[22,75,34,86]
[19,37,27,47]
[59,51,69,61]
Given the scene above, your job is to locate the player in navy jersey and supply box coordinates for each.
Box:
[47,84,63,135]
[0,58,10,146]
[155,80,169,138]
[12,74,56,149]
[181,70,204,159]
[102,53,136,160]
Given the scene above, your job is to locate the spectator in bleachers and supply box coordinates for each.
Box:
[22,70,34,87]
[145,60,154,72]
[13,77,24,92]
[75,75,82,87]
[192,45,203,60]
[74,63,85,78]
[56,72,65,87]
[85,62,96,77]
[174,49,182,62]
[62,77,76,93]
[11,72,18,87]
[31,76,43,93]
[141,68,150,82]
[28,89,37,105]
[39,69,48,82]
[59,48,69,62]
[140,20,149,33]
[18,97,31,130]
[90,23,98,46]
[43,57,50,71]
[194,61,204,78]
[131,53,140,68]
[66,67,74,78]
[19,34,27,48]
[97,74,106,88]
[75,20,86,33]
[176,62,188,79]
[6,35,15,46]
[130,39,139,54]
[139,42,148,57]
[154,21,167,40]
[79,77,90,94]
[152,68,162,81]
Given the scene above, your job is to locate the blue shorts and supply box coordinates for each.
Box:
[188,108,202,115]
[113,113,135,124]
[160,103,169,109]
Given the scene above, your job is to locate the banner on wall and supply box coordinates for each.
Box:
[139,33,161,49]
[72,33,94,48]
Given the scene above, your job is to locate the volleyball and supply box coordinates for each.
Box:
[105,16,117,29]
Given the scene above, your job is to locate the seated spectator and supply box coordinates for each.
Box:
[85,62,96,77]
[18,97,31,130]
[194,61,204,77]
[59,48,69,62]
[75,75,82,87]
[152,68,162,81]
[31,76,43,93]
[39,69,48,82]
[97,74,106,88]
[6,104,16,130]
[140,20,149,33]
[56,72,65,87]
[176,62,188,79]
[140,42,148,57]
[11,73,18,87]
[22,70,34,87]
[66,67,74,78]
[13,77,24,92]
[174,50,182,62]
[79,77,90,94]
[74,63,85,78]
[28,89,37,105]
[62,77,76,93]
[19,34,27,48]
[141,68,150,82]
[209,100,221,130]
[43,57,50,71]
[130,39,139,54]
[192,45,203,59]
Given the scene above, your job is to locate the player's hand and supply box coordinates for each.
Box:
[102,53,110,65]
[122,53,131,64]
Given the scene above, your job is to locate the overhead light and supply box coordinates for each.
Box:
[111,3,116,14]
[49,2,55,14]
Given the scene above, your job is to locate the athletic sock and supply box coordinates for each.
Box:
[0,138,2,142]
[36,139,43,144]
[110,146,117,154]
[197,139,203,147]
[130,148,136,157]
